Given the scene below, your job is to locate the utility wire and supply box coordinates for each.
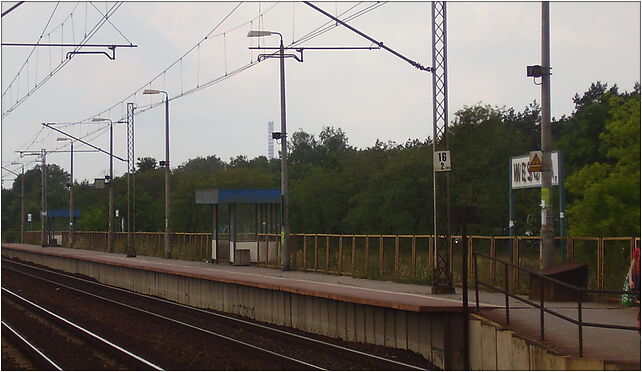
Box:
[2,2,61,97]
[89,1,133,45]
[303,1,431,72]
[10,1,386,168]
[1,1,25,17]
[2,2,123,118]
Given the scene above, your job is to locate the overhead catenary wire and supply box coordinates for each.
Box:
[2,2,61,97]
[7,1,387,172]
[72,1,380,126]
[89,1,134,45]
[2,2,124,118]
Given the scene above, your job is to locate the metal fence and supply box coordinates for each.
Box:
[474,251,640,357]
[2,230,638,292]
[257,233,639,292]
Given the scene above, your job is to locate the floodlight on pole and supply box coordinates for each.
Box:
[142,88,172,259]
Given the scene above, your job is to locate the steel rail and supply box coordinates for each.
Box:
[3,258,427,371]
[1,287,164,370]
[2,263,325,371]
[1,320,63,371]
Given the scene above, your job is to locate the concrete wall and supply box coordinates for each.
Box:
[2,248,464,370]
[468,314,638,370]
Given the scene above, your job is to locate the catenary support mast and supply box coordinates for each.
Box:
[431,1,454,293]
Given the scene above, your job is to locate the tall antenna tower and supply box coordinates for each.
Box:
[267,121,275,159]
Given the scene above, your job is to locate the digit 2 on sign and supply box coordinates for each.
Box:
[434,150,451,172]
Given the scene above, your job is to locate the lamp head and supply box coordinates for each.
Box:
[247,30,274,38]
[143,89,161,95]
[56,137,70,141]
[92,117,109,122]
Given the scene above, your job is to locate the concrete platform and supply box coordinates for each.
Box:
[2,243,640,370]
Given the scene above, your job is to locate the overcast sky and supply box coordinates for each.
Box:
[1,1,640,186]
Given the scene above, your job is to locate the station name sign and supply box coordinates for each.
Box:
[511,151,559,189]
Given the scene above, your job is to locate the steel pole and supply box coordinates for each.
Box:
[41,150,47,246]
[69,141,74,246]
[164,93,171,259]
[108,121,114,252]
[20,165,24,243]
[540,1,554,269]
[279,37,291,271]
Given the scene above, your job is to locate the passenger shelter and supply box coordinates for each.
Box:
[195,189,280,265]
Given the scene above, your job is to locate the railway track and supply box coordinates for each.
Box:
[1,287,161,370]
[2,320,62,370]
[1,258,434,370]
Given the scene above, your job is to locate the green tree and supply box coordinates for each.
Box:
[566,90,640,236]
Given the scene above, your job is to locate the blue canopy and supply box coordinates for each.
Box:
[195,189,280,205]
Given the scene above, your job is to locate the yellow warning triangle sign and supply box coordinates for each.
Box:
[528,151,543,172]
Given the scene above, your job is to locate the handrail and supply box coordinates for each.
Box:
[473,251,640,357]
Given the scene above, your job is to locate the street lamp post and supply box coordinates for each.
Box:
[247,30,291,270]
[8,163,24,243]
[142,89,171,259]
[92,117,125,253]
[57,137,75,246]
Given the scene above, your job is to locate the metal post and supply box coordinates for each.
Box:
[539,1,554,269]
[461,224,470,371]
[558,151,566,261]
[578,290,583,357]
[474,253,479,311]
[214,204,219,263]
[509,161,515,262]
[164,94,171,259]
[540,275,545,340]
[505,263,510,325]
[69,141,74,246]
[20,165,24,243]
[41,149,47,247]
[108,121,114,252]
[431,1,454,294]
[126,102,136,257]
[278,36,291,271]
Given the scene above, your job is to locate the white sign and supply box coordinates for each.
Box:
[27,213,32,222]
[511,152,559,189]
[434,150,451,172]
[115,209,119,217]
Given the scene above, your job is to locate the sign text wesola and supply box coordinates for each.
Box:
[511,151,559,189]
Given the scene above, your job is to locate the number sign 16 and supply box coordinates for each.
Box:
[434,150,451,172]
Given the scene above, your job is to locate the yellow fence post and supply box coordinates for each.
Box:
[303,234,308,271]
[379,235,384,277]
[394,235,400,279]
[411,235,417,277]
[365,236,370,277]
[351,235,356,277]
[314,234,319,271]
[339,236,344,275]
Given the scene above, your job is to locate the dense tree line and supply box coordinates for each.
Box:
[2,82,639,237]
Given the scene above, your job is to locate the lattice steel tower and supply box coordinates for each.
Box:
[126,102,136,257]
[431,1,454,294]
